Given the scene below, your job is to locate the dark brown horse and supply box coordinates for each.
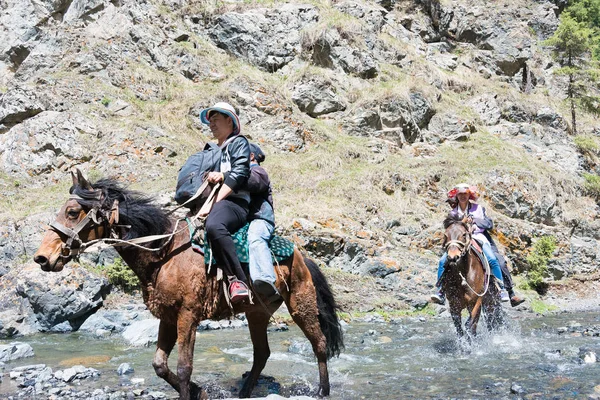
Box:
[441,215,503,340]
[33,170,344,399]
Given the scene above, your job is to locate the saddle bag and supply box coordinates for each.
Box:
[175,143,221,206]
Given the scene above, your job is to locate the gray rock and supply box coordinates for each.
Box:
[426,43,458,71]
[292,80,346,117]
[0,342,34,362]
[334,1,386,33]
[13,264,110,332]
[56,365,99,382]
[486,172,562,225]
[0,87,45,133]
[408,92,435,129]
[122,319,160,346]
[510,382,525,395]
[117,363,134,375]
[9,364,52,388]
[0,111,97,180]
[248,116,307,152]
[469,94,501,126]
[63,0,107,23]
[210,5,318,72]
[311,29,378,78]
[568,237,600,275]
[424,112,475,143]
[0,263,110,337]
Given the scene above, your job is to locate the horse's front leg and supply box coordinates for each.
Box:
[448,300,464,338]
[153,321,181,392]
[239,310,272,398]
[466,297,483,338]
[177,313,201,400]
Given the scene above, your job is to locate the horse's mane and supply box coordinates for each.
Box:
[443,214,467,230]
[70,178,172,240]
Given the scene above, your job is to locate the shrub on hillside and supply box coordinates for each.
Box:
[574,135,600,154]
[525,235,557,293]
[104,258,139,292]
[583,173,600,199]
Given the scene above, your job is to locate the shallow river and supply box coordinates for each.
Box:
[1,311,600,399]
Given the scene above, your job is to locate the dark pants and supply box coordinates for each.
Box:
[205,198,249,282]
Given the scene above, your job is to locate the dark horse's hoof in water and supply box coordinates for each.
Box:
[190,382,208,400]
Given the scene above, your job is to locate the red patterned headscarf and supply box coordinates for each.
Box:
[447,183,479,202]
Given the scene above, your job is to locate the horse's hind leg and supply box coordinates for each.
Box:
[287,288,330,397]
[153,321,180,392]
[239,310,272,398]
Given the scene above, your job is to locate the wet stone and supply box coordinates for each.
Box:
[511,382,525,395]
[117,363,134,375]
[557,326,568,334]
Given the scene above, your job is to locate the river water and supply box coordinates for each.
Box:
[1,311,599,399]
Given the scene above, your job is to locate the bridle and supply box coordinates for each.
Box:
[48,194,119,258]
[444,222,472,260]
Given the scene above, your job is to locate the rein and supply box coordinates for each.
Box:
[51,181,222,257]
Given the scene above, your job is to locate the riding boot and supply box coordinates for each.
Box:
[508,289,526,307]
[431,289,446,305]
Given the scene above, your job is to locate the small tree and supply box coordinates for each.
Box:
[526,235,557,293]
[545,13,600,134]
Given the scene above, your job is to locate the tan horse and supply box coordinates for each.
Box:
[441,215,503,340]
[34,170,344,399]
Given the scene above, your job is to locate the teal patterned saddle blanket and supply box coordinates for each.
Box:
[188,222,295,266]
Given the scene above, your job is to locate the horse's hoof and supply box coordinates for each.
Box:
[190,382,208,400]
[317,386,330,397]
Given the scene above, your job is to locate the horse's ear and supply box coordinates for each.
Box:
[71,170,78,186]
[75,169,93,191]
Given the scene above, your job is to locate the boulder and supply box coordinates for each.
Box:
[292,79,346,117]
[0,342,34,362]
[63,0,107,23]
[0,264,110,336]
[0,111,97,180]
[469,94,501,126]
[122,319,160,346]
[311,29,378,78]
[485,172,562,226]
[210,4,318,72]
[0,87,45,133]
[424,112,475,143]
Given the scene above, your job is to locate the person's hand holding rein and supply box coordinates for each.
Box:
[206,171,224,184]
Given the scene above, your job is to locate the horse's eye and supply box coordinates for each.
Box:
[67,210,80,219]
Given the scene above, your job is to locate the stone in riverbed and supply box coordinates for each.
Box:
[117,363,134,375]
[510,382,525,394]
[0,342,34,362]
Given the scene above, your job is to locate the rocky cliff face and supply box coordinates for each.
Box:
[1,0,598,335]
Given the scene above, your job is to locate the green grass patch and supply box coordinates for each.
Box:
[574,134,600,154]
[338,304,436,322]
[529,298,558,315]
[583,173,600,198]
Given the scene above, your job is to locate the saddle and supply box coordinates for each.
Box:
[185,219,295,265]
[470,238,491,278]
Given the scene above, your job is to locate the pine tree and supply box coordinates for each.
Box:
[545,13,599,134]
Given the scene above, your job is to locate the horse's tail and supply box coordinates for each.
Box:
[304,257,344,359]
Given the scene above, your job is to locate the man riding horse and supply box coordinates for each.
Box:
[431,183,525,307]
[199,102,252,303]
